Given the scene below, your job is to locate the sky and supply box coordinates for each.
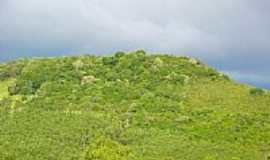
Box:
[0,0,270,89]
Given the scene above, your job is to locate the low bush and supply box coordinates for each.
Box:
[8,83,20,95]
[0,60,27,80]
[81,136,135,160]
[115,51,126,58]
[102,57,118,66]
[249,88,264,96]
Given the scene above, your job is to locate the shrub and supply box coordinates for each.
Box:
[153,57,164,67]
[135,49,146,56]
[249,88,264,96]
[105,72,119,81]
[15,80,38,95]
[102,57,118,66]
[219,73,231,81]
[0,60,27,80]
[11,59,77,95]
[81,136,134,160]
[0,71,9,81]
[8,84,20,95]
[72,59,84,71]
[115,51,125,58]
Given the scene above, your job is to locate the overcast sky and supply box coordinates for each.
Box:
[0,0,270,88]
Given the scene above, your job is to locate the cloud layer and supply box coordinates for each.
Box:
[0,0,270,88]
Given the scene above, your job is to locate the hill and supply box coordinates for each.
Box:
[0,50,270,159]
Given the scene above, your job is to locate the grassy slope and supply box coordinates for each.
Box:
[0,51,269,160]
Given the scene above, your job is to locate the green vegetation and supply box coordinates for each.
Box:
[0,51,269,159]
[249,88,265,96]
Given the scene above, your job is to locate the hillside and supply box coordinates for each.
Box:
[0,50,270,160]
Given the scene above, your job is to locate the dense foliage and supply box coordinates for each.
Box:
[0,51,269,159]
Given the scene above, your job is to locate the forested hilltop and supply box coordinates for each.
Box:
[0,50,270,159]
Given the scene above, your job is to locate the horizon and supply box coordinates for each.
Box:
[0,51,269,90]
